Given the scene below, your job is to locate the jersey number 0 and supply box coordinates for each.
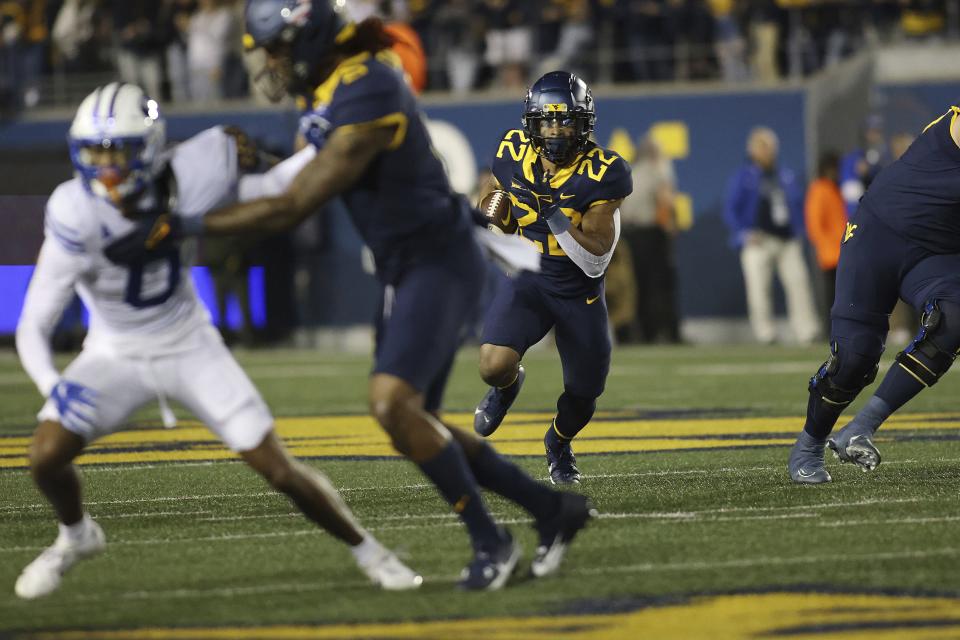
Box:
[124,251,181,308]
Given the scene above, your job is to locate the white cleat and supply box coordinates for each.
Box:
[359,548,423,591]
[15,518,106,599]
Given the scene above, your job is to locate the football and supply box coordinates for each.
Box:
[478,189,517,235]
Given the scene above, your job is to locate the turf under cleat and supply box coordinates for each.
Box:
[358,547,423,591]
[828,424,882,472]
[787,433,832,485]
[531,492,596,578]
[15,517,106,599]
[545,435,581,485]
[458,530,522,591]
[473,365,525,437]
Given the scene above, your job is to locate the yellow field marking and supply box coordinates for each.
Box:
[32,592,960,639]
[3,412,960,469]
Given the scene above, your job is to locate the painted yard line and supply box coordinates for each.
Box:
[1,461,952,514]
[1,499,944,553]
[574,547,960,575]
[2,548,956,609]
[96,510,212,520]
[816,514,960,527]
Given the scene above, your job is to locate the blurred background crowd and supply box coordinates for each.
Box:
[0,0,955,350]
[0,0,958,112]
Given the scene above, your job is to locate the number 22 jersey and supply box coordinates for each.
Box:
[491,129,632,298]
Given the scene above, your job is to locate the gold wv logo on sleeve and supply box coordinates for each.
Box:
[843,222,858,244]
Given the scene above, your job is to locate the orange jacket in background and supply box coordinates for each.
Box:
[805,177,847,270]
[385,22,427,94]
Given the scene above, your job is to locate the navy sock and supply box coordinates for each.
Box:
[552,392,596,442]
[471,441,560,522]
[417,441,501,551]
[848,395,893,434]
[545,419,572,448]
[802,390,845,440]
[874,364,926,415]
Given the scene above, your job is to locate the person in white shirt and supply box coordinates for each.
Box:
[13,82,421,599]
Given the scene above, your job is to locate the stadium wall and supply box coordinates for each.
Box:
[0,86,812,337]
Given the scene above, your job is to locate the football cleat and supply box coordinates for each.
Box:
[358,548,423,591]
[787,433,832,484]
[474,365,525,437]
[458,530,521,591]
[545,435,581,485]
[15,517,106,599]
[828,423,882,472]
[531,492,596,578]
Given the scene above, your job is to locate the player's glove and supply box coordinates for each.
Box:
[536,180,571,234]
[223,125,280,172]
[50,380,98,431]
[103,213,201,265]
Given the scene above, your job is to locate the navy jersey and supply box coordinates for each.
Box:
[299,49,473,282]
[860,106,960,254]
[490,129,632,297]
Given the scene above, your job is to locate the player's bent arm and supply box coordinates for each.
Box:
[15,240,85,397]
[237,145,318,201]
[549,199,623,278]
[203,124,397,235]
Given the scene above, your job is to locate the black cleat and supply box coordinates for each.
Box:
[531,492,596,577]
[545,434,581,485]
[458,530,522,591]
[474,365,525,437]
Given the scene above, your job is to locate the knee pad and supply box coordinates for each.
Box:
[809,338,881,408]
[895,299,960,387]
[556,391,597,432]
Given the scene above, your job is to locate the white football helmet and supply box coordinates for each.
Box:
[68,83,166,204]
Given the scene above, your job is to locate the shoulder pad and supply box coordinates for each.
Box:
[45,180,93,254]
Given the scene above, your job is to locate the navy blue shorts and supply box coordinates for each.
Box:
[833,209,960,330]
[481,271,611,398]
[373,237,485,412]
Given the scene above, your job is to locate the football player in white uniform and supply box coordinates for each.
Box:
[14,83,421,599]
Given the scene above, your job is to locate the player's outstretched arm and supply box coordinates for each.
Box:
[203,124,397,236]
[16,240,86,397]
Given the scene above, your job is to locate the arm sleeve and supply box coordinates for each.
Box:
[15,239,86,397]
[553,208,621,278]
[237,145,317,201]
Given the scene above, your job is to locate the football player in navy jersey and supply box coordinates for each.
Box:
[473,71,633,484]
[107,0,594,590]
[788,106,960,483]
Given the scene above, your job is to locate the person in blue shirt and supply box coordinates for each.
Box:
[105,0,594,590]
[723,126,819,345]
[788,106,960,483]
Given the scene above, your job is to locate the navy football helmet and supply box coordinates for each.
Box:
[244,0,345,99]
[522,71,595,166]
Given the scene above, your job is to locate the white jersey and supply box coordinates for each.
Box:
[17,127,317,399]
[16,127,238,397]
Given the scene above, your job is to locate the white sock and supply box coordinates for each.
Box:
[57,514,91,544]
[350,535,385,566]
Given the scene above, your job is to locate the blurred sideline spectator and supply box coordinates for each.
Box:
[804,150,846,335]
[1,0,47,110]
[385,21,427,93]
[162,0,195,103]
[619,134,681,344]
[187,0,232,103]
[711,0,749,82]
[723,126,819,344]
[604,243,637,345]
[840,115,888,216]
[112,0,164,99]
[482,0,531,89]
[434,0,481,94]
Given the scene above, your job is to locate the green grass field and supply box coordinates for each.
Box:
[2,344,960,639]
